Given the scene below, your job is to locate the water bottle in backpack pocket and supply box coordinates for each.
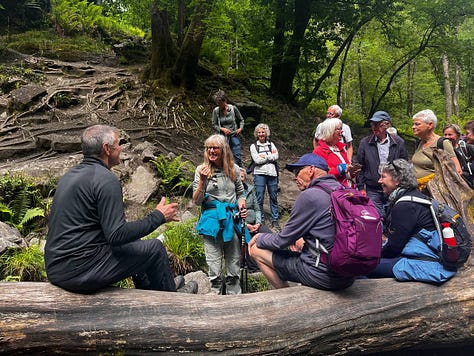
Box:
[396,196,471,271]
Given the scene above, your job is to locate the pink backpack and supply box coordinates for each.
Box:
[315,183,383,277]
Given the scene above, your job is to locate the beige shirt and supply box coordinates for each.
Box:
[412,138,455,178]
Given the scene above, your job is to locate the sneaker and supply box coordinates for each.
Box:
[177,280,198,294]
[271,221,281,232]
[174,275,185,290]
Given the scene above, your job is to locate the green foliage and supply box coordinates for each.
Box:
[0,174,46,235]
[149,154,194,197]
[113,277,135,289]
[50,0,144,38]
[247,273,270,293]
[162,219,206,276]
[4,30,112,60]
[0,245,47,282]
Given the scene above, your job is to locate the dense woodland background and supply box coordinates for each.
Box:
[2,0,474,136]
[1,3,474,354]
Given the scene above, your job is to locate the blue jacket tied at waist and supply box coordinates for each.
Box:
[197,200,239,242]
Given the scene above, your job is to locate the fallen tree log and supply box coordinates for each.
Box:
[1,267,474,355]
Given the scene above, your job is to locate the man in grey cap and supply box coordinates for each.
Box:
[356,111,408,217]
[248,153,354,291]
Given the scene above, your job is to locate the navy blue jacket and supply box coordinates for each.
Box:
[356,134,408,191]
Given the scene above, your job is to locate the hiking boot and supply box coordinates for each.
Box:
[271,221,281,232]
[177,280,198,294]
[174,275,185,290]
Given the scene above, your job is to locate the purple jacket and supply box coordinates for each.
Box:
[256,175,354,288]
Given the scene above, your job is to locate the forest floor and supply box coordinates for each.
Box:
[0,48,317,164]
[0,48,321,216]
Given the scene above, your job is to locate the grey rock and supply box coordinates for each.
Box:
[9,84,46,111]
[184,270,211,295]
[123,165,159,205]
[0,222,27,254]
[36,134,82,153]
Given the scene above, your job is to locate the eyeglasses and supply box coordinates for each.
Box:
[206,146,222,151]
[294,166,307,177]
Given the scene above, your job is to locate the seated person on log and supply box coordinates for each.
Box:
[248,153,354,290]
[45,125,197,294]
[240,167,272,273]
[367,159,440,279]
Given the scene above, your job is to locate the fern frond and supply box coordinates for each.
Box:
[18,207,45,227]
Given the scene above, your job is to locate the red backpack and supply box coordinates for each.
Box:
[315,183,383,277]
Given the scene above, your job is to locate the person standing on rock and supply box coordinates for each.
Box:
[250,123,280,231]
[193,134,247,294]
[212,89,245,167]
[45,124,197,294]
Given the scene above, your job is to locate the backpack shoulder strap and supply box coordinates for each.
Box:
[312,182,337,195]
[396,195,431,205]
[437,137,448,149]
[396,195,443,246]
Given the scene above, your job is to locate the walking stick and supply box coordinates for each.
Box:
[240,215,248,293]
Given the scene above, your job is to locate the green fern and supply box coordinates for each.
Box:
[0,202,13,222]
[149,154,194,197]
[0,174,46,235]
[17,207,45,232]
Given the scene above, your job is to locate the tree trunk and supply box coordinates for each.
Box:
[454,63,460,118]
[272,0,311,99]
[171,0,213,89]
[337,33,353,108]
[357,42,365,114]
[1,268,474,354]
[442,53,452,123]
[302,29,359,109]
[407,60,415,118]
[270,0,289,95]
[177,0,186,47]
[368,27,435,117]
[149,4,176,80]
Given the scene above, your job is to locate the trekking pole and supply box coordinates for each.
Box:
[240,212,248,293]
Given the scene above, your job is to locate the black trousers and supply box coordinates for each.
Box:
[53,239,176,293]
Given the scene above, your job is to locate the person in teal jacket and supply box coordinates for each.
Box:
[193,134,247,294]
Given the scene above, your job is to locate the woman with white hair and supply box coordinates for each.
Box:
[412,109,461,191]
[313,118,359,187]
[250,123,280,231]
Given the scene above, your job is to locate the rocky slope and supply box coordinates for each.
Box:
[0,50,311,221]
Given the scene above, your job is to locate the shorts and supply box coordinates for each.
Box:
[272,249,354,290]
[272,249,311,285]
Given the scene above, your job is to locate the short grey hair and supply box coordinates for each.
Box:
[413,109,437,128]
[254,123,271,139]
[379,159,418,190]
[328,104,342,117]
[81,125,117,157]
[318,118,342,141]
